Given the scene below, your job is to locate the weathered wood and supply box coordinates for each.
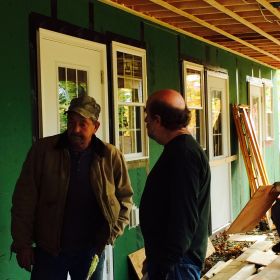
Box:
[210,260,248,280]
[128,248,145,280]
[228,234,267,242]
[246,251,277,266]
[228,264,256,280]
[249,256,280,280]
[226,185,278,234]
[204,261,227,279]
[206,238,216,258]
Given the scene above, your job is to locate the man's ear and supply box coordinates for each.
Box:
[154,114,161,125]
[94,120,100,132]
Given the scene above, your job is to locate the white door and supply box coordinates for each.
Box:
[38,28,113,280]
[207,71,231,233]
[38,28,109,140]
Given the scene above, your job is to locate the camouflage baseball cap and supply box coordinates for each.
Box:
[66,95,101,121]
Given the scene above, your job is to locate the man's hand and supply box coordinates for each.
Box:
[16,247,34,272]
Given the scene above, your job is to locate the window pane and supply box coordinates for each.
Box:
[265,86,272,113]
[77,70,87,96]
[211,90,223,156]
[186,68,202,108]
[67,68,77,101]
[58,67,88,133]
[266,113,273,138]
[251,96,260,141]
[188,109,201,143]
[119,105,142,154]
[117,52,124,76]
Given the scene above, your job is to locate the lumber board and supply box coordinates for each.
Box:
[246,251,277,266]
[249,256,280,280]
[206,238,216,258]
[128,248,145,280]
[210,260,248,280]
[228,264,256,280]
[228,234,267,242]
[226,185,278,234]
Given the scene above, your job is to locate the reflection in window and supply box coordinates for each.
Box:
[211,90,223,157]
[264,85,273,140]
[119,106,141,154]
[188,109,203,144]
[58,67,87,133]
[186,68,202,108]
[183,61,205,149]
[251,96,261,145]
[112,42,148,161]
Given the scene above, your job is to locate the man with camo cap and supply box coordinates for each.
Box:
[11,95,133,280]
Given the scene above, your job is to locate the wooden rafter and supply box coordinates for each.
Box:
[99,0,280,69]
[149,0,280,62]
[255,0,280,19]
[203,0,280,46]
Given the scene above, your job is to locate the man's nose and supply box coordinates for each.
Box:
[73,124,81,133]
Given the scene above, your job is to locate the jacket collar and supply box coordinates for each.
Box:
[55,131,106,157]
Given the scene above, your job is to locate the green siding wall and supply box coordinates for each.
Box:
[1,1,280,279]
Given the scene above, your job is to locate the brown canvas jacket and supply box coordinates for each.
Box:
[11,133,133,255]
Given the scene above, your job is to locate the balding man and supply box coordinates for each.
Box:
[139,89,211,280]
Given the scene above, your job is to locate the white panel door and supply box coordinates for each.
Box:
[207,71,231,233]
[38,28,109,141]
[38,28,112,280]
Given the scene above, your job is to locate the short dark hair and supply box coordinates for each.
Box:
[149,100,191,130]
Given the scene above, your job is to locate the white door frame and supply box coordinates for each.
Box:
[207,70,232,233]
[38,28,113,280]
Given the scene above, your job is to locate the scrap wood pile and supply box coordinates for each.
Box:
[201,225,280,280]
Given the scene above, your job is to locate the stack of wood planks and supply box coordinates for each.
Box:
[201,234,280,280]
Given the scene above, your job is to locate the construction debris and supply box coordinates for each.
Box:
[201,227,280,280]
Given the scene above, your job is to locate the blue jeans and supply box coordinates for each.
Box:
[148,256,201,280]
[31,247,105,280]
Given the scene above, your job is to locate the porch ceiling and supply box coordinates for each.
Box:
[99,0,280,69]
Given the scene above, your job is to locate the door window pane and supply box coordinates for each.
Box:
[211,90,223,156]
[264,85,273,140]
[58,66,88,133]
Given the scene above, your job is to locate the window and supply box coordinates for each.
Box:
[58,66,88,133]
[183,61,206,148]
[211,89,223,156]
[263,79,274,140]
[112,42,148,161]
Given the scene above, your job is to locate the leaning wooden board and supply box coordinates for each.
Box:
[227,185,278,234]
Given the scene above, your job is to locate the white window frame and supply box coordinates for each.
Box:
[182,61,206,149]
[112,41,148,161]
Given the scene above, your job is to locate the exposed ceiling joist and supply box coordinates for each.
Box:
[99,0,280,69]
[203,0,280,46]
[149,0,280,62]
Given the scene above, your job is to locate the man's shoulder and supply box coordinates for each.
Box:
[33,134,62,150]
[95,137,122,156]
